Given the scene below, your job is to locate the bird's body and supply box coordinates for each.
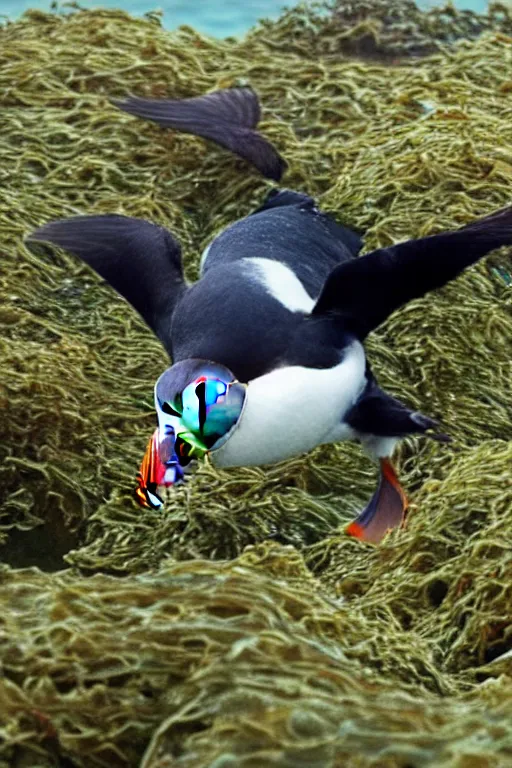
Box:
[169,190,369,468]
[26,87,512,543]
[171,191,359,381]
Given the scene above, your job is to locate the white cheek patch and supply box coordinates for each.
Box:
[244,257,316,313]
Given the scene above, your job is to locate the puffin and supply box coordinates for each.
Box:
[27,87,512,544]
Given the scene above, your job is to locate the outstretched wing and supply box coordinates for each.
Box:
[112,87,287,181]
[26,215,186,354]
[313,206,512,338]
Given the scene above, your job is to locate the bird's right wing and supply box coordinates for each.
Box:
[313,206,512,339]
[112,87,287,181]
[26,215,186,354]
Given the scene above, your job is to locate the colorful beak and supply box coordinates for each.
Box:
[346,458,408,545]
[135,428,183,510]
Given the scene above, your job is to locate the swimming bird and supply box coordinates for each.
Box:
[27,87,512,544]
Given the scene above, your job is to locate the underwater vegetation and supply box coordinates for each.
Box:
[0,0,511,765]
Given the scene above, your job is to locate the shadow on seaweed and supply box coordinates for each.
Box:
[0,506,83,571]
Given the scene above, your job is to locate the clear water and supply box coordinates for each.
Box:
[0,0,490,38]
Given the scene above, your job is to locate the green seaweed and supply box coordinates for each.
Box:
[0,1,512,765]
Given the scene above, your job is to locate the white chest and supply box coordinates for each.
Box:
[210,341,366,468]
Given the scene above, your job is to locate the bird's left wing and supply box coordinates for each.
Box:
[313,206,512,339]
[26,214,187,354]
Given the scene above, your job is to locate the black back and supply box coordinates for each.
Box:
[166,191,362,381]
[203,190,362,298]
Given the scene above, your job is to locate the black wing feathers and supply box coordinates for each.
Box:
[26,215,186,354]
[346,383,442,438]
[112,87,287,181]
[313,206,512,338]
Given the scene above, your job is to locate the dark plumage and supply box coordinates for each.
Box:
[111,87,287,181]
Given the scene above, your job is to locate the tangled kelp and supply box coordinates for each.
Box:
[256,0,512,59]
[0,0,511,765]
[1,557,511,768]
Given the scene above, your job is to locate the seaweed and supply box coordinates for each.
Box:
[255,0,512,60]
[0,1,511,765]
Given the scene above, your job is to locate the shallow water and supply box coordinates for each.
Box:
[0,0,491,36]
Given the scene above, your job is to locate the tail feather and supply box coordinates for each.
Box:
[346,383,449,441]
[112,87,287,181]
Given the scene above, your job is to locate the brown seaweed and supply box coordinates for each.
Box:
[0,1,511,765]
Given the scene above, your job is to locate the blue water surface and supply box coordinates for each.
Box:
[0,0,491,38]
